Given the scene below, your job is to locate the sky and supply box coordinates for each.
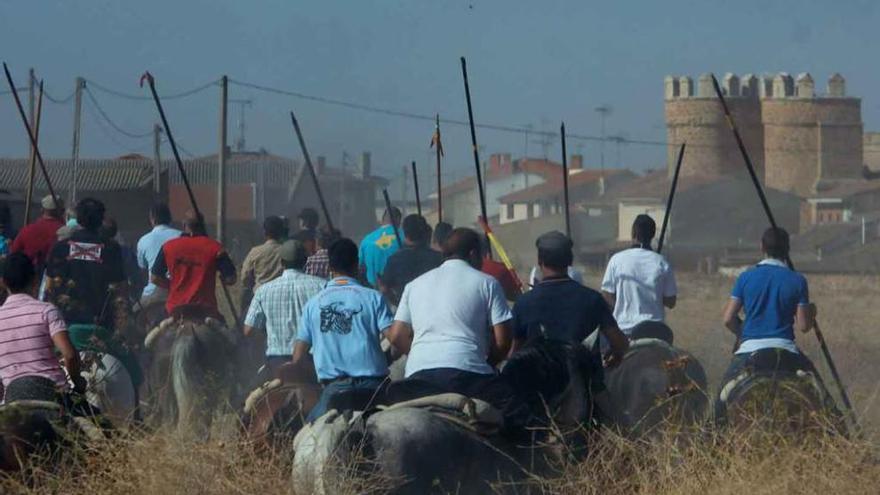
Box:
[2,0,880,191]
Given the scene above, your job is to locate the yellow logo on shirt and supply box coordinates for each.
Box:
[375,232,396,250]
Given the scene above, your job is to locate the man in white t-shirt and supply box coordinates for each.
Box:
[386,227,526,424]
[601,215,677,342]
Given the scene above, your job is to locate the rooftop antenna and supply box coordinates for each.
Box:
[232,98,253,152]
[594,104,613,172]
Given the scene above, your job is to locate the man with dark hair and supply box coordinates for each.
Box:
[719,227,818,389]
[296,208,320,255]
[46,198,126,329]
[244,240,325,375]
[298,208,320,232]
[431,221,453,252]
[379,214,443,305]
[358,206,402,287]
[386,227,522,423]
[601,214,677,340]
[294,238,394,422]
[304,226,340,279]
[12,194,65,268]
[136,203,181,308]
[150,211,236,319]
[0,253,86,402]
[241,216,286,305]
[102,217,142,297]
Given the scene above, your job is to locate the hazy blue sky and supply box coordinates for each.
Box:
[2,0,879,186]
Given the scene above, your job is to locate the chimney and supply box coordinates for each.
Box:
[501,153,513,174]
[570,154,583,170]
[316,156,326,175]
[488,153,502,175]
[358,151,371,179]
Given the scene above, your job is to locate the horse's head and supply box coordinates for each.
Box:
[502,338,597,427]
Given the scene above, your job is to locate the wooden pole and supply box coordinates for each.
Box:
[27,68,34,155]
[460,57,488,224]
[411,161,422,217]
[140,71,239,324]
[560,122,571,238]
[23,81,43,225]
[382,188,402,247]
[289,111,335,231]
[657,143,686,253]
[152,124,162,196]
[217,75,228,244]
[710,73,857,432]
[70,77,84,204]
[3,64,60,207]
[434,114,443,223]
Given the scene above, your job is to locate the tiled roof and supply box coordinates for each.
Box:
[435,158,565,198]
[0,158,156,192]
[498,169,634,203]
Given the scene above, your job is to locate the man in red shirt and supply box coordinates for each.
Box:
[479,237,522,301]
[150,212,236,320]
[12,195,65,269]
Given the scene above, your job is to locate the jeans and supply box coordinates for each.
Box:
[306,376,387,423]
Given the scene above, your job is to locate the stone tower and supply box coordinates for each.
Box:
[762,72,863,196]
[664,73,764,181]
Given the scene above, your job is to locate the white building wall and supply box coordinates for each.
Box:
[618,202,666,242]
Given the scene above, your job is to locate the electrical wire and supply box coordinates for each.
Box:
[85,78,219,101]
[43,88,74,104]
[84,86,153,138]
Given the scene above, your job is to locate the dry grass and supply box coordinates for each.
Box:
[1,272,878,494]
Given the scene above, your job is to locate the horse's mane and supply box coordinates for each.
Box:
[503,338,593,407]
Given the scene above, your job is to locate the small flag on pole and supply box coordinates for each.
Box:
[430,120,444,157]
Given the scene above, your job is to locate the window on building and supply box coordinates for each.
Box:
[506,203,514,219]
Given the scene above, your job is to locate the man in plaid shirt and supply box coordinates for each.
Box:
[244,239,325,375]
[304,227,340,280]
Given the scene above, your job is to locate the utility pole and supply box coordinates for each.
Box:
[70,77,84,204]
[401,164,408,216]
[218,75,228,244]
[27,69,35,155]
[153,124,163,196]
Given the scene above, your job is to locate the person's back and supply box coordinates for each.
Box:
[359,206,402,287]
[733,259,807,347]
[400,257,509,376]
[241,216,286,292]
[137,203,182,303]
[158,235,224,315]
[602,248,674,330]
[514,279,613,344]
[380,215,442,304]
[45,199,125,328]
[12,195,65,268]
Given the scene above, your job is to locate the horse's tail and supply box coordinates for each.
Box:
[171,323,209,437]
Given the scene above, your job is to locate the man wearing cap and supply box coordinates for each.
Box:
[601,214,677,342]
[136,203,182,309]
[294,238,394,422]
[150,212,237,320]
[358,206,402,288]
[379,214,443,306]
[12,195,65,269]
[244,239,325,375]
[512,232,628,417]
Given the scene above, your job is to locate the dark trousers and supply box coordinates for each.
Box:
[306,376,387,423]
[387,368,530,428]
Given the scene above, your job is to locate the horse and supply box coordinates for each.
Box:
[595,323,709,438]
[143,309,239,438]
[242,361,321,450]
[291,338,598,495]
[716,348,841,435]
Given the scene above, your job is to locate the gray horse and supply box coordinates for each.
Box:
[292,339,597,495]
[144,315,238,438]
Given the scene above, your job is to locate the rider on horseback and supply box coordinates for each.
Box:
[601,214,678,343]
[718,227,820,422]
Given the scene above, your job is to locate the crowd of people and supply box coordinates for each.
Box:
[0,195,821,430]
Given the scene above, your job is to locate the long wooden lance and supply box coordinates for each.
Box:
[560,122,571,238]
[710,73,857,431]
[432,114,443,222]
[478,216,524,296]
[140,71,239,324]
[411,161,422,216]
[3,64,59,208]
[382,189,402,247]
[290,111,335,232]
[460,57,488,225]
[23,80,44,225]
[657,142,686,253]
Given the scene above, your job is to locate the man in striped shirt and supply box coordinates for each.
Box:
[0,253,85,401]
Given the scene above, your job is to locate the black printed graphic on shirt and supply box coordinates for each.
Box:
[319,301,363,335]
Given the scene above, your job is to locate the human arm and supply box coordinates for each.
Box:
[150,247,170,289]
[722,298,743,336]
[600,259,617,309]
[240,250,256,291]
[662,261,677,309]
[793,277,815,334]
[46,307,85,393]
[597,299,628,368]
[242,289,265,338]
[487,278,514,366]
[216,250,237,286]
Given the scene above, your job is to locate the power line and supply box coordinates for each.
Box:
[84,86,153,138]
[82,93,152,155]
[85,78,219,101]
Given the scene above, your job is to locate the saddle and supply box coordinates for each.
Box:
[719,348,817,405]
[629,321,674,345]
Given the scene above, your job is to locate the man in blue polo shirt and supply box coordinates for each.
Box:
[719,227,818,413]
[358,206,402,287]
[294,237,394,422]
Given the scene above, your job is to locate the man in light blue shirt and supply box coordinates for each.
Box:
[358,206,402,287]
[244,240,325,376]
[294,238,394,422]
[136,203,181,307]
